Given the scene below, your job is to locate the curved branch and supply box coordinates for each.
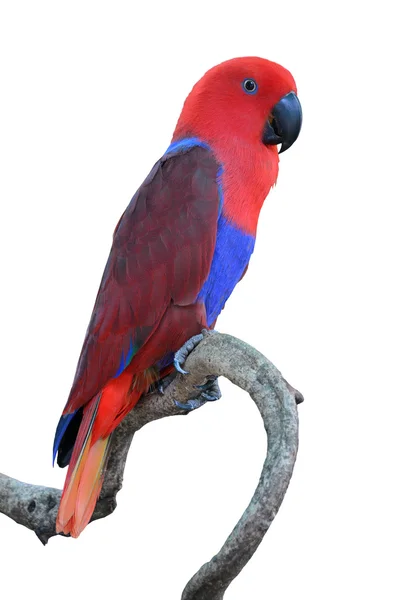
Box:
[180,334,299,600]
[0,332,300,599]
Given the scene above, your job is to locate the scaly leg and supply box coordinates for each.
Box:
[173,332,221,411]
[173,333,205,375]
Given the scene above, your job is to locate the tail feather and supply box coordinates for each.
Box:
[73,437,111,536]
[56,395,102,536]
[56,368,160,537]
[53,411,77,466]
[57,432,93,531]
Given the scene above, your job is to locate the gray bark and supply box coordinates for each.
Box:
[0,332,300,599]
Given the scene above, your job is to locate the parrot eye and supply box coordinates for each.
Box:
[242,78,258,94]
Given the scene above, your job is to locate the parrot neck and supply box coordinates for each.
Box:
[215,141,279,236]
[171,132,279,236]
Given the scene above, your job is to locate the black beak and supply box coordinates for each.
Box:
[262,91,302,153]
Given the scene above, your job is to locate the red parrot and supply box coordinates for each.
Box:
[54,56,302,537]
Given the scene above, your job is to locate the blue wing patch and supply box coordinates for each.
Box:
[197,213,255,326]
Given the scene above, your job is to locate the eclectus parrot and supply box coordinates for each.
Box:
[54,56,302,537]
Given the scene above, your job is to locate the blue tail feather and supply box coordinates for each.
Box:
[53,411,77,465]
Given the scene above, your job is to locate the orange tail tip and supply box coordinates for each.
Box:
[73,437,110,536]
[56,394,112,538]
[56,435,111,538]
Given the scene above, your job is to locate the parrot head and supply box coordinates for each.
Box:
[173,56,302,154]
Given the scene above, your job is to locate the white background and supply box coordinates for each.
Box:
[0,1,399,598]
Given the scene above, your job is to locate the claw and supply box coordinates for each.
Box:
[174,398,204,411]
[196,378,221,402]
[174,378,221,412]
[200,391,219,402]
[173,333,204,375]
[173,358,189,375]
[194,377,217,391]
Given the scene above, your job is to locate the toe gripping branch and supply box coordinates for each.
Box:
[173,332,221,411]
[174,377,221,411]
[173,333,205,375]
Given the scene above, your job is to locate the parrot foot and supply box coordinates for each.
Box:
[173,333,205,375]
[194,376,218,393]
[174,378,221,412]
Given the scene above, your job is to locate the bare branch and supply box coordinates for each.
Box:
[0,332,300,599]
[180,334,299,600]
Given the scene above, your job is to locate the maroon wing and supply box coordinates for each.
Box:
[64,145,220,413]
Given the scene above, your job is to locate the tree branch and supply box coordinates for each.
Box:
[0,332,300,598]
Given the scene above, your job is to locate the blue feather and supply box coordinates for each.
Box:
[197,213,255,326]
[53,411,77,465]
[164,137,209,156]
[114,337,136,378]
[157,351,174,370]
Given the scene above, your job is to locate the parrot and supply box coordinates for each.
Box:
[53,56,302,538]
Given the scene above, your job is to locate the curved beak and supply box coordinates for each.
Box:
[262,91,302,153]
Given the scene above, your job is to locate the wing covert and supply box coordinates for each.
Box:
[65,145,220,412]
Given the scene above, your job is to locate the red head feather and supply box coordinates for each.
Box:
[173,57,298,235]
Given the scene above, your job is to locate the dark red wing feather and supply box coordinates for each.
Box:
[64,146,219,413]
